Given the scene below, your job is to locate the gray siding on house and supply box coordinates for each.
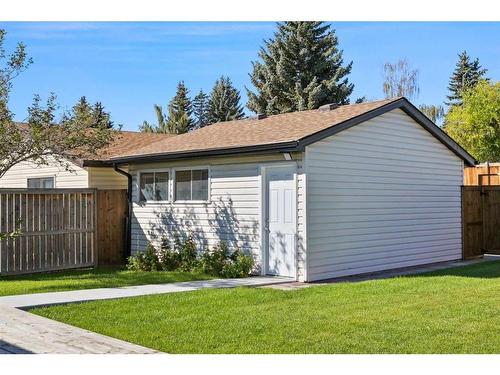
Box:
[305,108,464,281]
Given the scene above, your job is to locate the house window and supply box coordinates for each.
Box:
[175,169,209,201]
[27,177,54,189]
[139,172,169,201]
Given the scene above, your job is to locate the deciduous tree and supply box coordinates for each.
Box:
[0,29,115,179]
[444,80,500,162]
[382,59,419,100]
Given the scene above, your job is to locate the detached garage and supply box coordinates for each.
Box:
[103,97,476,282]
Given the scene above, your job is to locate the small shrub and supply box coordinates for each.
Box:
[199,243,254,278]
[158,238,180,271]
[127,238,254,278]
[198,241,229,276]
[177,236,198,271]
[126,243,160,271]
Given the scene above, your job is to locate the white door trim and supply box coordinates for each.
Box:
[260,163,298,279]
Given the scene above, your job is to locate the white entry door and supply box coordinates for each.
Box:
[266,166,296,277]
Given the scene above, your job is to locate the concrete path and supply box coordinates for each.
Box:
[0,276,290,354]
[0,276,291,309]
[0,305,157,354]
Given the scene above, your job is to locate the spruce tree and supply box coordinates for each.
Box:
[92,102,114,129]
[247,22,354,115]
[166,81,193,134]
[193,89,210,128]
[446,51,487,106]
[72,96,93,124]
[72,96,114,129]
[208,76,245,123]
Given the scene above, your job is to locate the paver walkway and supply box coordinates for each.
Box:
[0,276,290,354]
[0,305,157,354]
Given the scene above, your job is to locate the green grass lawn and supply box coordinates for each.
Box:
[0,267,212,297]
[30,260,500,354]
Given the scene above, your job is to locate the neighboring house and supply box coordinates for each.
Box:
[0,131,172,190]
[27,97,477,282]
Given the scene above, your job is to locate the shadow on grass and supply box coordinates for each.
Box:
[0,266,212,296]
[0,266,124,282]
[406,259,500,279]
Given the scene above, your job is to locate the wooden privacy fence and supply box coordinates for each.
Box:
[464,164,500,186]
[96,189,128,265]
[0,188,128,275]
[462,186,500,259]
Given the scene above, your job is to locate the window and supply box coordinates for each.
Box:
[27,177,54,189]
[175,169,209,201]
[139,171,169,201]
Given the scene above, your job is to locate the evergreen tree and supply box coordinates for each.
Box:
[208,76,245,123]
[92,102,114,129]
[446,51,487,106]
[72,96,93,124]
[166,81,193,134]
[193,89,210,128]
[72,96,114,129]
[247,22,354,115]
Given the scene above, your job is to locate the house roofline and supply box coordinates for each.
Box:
[84,98,476,167]
[296,97,476,166]
[83,141,300,167]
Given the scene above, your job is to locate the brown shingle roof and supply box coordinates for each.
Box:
[108,98,398,160]
[87,131,176,161]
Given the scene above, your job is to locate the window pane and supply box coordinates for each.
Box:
[27,178,40,189]
[140,173,155,201]
[192,169,208,201]
[175,170,191,201]
[27,177,54,189]
[42,178,54,189]
[155,172,169,201]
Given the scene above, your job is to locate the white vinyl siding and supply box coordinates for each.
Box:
[305,108,464,281]
[296,161,306,281]
[129,155,304,277]
[130,162,263,269]
[0,158,89,188]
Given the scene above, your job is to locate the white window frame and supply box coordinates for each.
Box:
[137,168,171,203]
[173,166,211,204]
[27,175,56,189]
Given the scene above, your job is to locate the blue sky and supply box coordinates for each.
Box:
[1,22,499,131]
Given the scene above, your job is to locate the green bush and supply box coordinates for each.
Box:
[198,243,254,278]
[222,250,254,278]
[158,238,180,271]
[198,241,229,276]
[126,237,254,278]
[177,236,198,272]
[126,243,161,271]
